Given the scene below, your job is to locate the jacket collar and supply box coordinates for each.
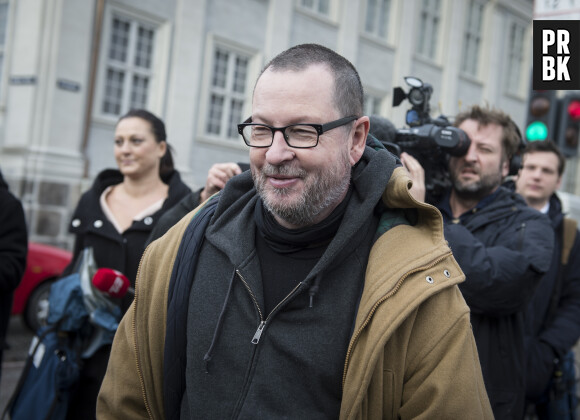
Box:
[548,193,564,228]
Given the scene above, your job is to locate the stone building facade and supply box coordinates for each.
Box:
[0,0,545,247]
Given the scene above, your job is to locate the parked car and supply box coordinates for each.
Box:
[12,241,72,332]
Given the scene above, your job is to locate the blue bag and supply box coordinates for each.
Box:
[1,248,121,420]
[2,326,81,420]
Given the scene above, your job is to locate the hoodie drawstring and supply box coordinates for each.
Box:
[203,269,236,373]
[308,274,322,308]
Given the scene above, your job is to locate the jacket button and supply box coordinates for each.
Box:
[94,220,103,228]
[144,216,153,225]
[72,219,81,227]
[426,276,434,284]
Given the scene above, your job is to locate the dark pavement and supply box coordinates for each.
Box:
[0,316,33,415]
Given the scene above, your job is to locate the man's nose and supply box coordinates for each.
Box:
[265,131,294,164]
[463,143,478,161]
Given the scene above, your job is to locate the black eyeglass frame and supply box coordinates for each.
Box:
[237,115,359,148]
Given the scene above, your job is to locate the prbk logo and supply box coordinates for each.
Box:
[533,20,580,90]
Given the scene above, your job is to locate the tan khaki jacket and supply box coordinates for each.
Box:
[97,167,493,419]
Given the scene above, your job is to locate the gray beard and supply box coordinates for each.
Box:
[252,155,351,227]
[452,179,497,202]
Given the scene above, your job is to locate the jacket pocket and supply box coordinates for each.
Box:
[383,369,396,419]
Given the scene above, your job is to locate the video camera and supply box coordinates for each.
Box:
[373,77,471,202]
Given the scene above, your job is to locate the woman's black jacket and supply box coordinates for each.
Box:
[64,169,191,311]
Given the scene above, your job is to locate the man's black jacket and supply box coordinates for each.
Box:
[523,193,580,398]
[434,186,554,419]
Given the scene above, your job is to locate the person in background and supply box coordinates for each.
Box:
[401,105,554,419]
[146,162,249,245]
[0,169,28,384]
[98,43,492,419]
[514,140,580,419]
[64,108,191,420]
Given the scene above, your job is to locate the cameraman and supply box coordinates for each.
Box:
[400,105,554,420]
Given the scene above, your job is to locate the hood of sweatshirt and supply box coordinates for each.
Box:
[204,145,400,283]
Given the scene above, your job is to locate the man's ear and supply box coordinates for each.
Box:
[349,116,369,166]
[501,157,510,178]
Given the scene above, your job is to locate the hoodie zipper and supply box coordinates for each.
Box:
[231,270,306,419]
[236,269,304,345]
[341,252,453,388]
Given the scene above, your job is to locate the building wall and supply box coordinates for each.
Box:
[0,0,543,247]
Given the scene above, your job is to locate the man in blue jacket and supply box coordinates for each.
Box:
[515,140,580,419]
[401,105,554,419]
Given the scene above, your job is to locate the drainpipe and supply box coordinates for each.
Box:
[81,0,105,178]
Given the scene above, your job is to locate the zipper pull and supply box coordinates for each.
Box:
[251,321,266,345]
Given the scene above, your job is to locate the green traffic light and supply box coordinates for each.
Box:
[526,121,548,141]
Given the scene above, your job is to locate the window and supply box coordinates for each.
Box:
[299,0,330,16]
[506,20,525,95]
[416,0,441,60]
[461,0,485,76]
[101,14,157,116]
[206,46,250,140]
[364,0,391,39]
[0,0,9,97]
[364,94,382,116]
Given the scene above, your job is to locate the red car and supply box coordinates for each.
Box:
[12,242,72,332]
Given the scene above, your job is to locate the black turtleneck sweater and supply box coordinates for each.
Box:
[254,190,351,315]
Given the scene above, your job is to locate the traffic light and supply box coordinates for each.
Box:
[525,90,559,142]
[556,95,580,157]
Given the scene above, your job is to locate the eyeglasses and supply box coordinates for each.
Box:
[237,115,359,148]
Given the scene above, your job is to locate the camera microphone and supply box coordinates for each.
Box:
[92,268,134,298]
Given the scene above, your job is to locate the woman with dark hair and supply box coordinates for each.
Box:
[64,109,191,419]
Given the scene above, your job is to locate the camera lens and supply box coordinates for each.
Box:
[408,88,425,106]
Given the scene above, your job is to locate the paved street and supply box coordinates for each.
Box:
[0,316,33,415]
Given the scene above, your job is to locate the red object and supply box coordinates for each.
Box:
[92,268,130,298]
[11,242,72,315]
[568,100,580,121]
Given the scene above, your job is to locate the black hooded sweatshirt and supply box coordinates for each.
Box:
[180,146,400,418]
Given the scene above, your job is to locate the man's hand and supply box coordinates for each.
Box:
[200,162,243,202]
[400,152,426,203]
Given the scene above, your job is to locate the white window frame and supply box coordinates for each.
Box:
[298,0,331,16]
[415,0,441,61]
[197,35,261,149]
[363,91,384,116]
[93,4,169,122]
[363,0,392,41]
[505,18,526,96]
[295,0,339,23]
[460,0,486,77]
